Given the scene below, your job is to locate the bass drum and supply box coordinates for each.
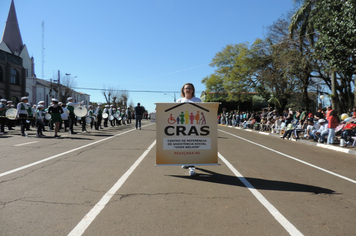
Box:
[74,106,88,117]
[108,115,114,121]
[102,113,109,119]
[85,117,92,124]
[5,108,17,120]
[113,113,118,118]
[45,113,52,120]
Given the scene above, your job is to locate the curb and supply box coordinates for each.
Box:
[219,124,356,156]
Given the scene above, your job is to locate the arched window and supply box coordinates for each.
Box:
[11,96,19,104]
[0,66,3,82]
[10,68,19,85]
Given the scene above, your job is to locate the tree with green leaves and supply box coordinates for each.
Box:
[202,43,252,108]
[313,0,356,111]
[291,0,356,112]
[289,0,318,44]
[247,37,299,112]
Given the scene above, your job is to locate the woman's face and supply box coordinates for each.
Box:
[184,84,194,99]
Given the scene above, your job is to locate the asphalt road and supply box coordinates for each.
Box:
[0,121,355,236]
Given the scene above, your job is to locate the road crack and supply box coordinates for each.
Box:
[116,192,193,201]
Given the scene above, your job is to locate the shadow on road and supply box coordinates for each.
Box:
[61,137,94,140]
[169,167,336,194]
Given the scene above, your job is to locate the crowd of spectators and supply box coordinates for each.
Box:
[217,106,356,147]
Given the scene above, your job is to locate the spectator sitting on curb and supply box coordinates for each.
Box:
[280,123,295,139]
[340,120,356,146]
[303,120,316,139]
[313,119,328,142]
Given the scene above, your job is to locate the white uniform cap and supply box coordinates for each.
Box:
[37,105,43,108]
[33,104,37,107]
[21,97,28,101]
[1,99,6,102]
[52,98,58,102]
[110,105,114,107]
[58,102,62,105]
[98,102,102,106]
[67,97,73,101]
[88,105,93,108]
[7,101,12,104]
[38,101,45,104]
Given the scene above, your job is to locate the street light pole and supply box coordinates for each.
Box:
[164,93,176,102]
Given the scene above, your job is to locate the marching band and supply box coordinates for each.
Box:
[0,96,137,138]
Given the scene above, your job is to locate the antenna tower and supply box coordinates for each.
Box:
[42,20,45,80]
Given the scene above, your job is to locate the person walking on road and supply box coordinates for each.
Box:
[16,97,29,136]
[48,99,63,138]
[0,99,7,134]
[95,103,103,130]
[134,103,144,130]
[67,97,83,134]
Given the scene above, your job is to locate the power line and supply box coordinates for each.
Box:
[72,87,203,94]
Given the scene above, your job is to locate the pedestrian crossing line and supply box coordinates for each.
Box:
[218,152,304,236]
[67,140,156,236]
[219,129,356,185]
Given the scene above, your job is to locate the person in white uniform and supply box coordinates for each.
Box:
[16,97,29,136]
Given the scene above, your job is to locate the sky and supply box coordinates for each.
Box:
[0,0,298,113]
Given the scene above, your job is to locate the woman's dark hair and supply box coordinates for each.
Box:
[330,110,339,122]
[180,83,195,98]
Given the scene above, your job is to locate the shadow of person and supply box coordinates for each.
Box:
[169,167,336,195]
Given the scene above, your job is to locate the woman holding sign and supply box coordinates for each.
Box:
[176,83,201,103]
[176,83,201,175]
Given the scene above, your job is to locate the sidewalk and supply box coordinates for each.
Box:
[219,124,356,156]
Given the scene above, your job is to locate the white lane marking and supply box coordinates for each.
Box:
[0,124,153,178]
[218,152,304,236]
[14,141,39,147]
[219,129,356,185]
[259,132,269,135]
[68,140,156,236]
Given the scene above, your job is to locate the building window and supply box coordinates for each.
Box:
[11,96,19,104]
[10,68,20,85]
[0,66,3,82]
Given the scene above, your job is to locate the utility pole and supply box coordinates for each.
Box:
[58,70,61,101]
[42,21,45,80]
[331,71,337,111]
